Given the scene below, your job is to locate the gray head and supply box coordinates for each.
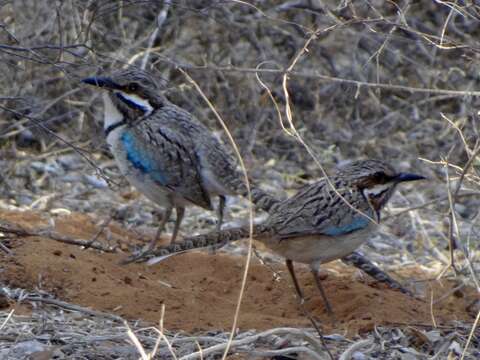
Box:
[336,159,425,212]
[82,68,165,119]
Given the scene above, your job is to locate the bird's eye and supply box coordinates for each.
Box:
[127,82,139,92]
[372,172,386,182]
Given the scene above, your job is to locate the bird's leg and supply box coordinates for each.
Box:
[286,259,305,303]
[310,263,334,317]
[217,195,226,231]
[170,206,185,244]
[120,205,174,265]
[206,196,226,256]
[285,260,334,356]
[149,205,173,250]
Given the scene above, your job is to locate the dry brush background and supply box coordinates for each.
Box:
[1,0,480,359]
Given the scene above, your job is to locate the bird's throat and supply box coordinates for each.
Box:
[102,92,126,138]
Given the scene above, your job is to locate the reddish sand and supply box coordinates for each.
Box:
[0,210,475,336]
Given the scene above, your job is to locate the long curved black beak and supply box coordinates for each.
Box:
[81,76,121,90]
[395,172,426,183]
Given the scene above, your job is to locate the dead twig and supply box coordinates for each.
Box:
[4,292,124,322]
[0,223,115,253]
[444,142,480,279]
[140,0,171,70]
[38,229,116,252]
[384,191,480,219]
[179,328,327,360]
[83,210,119,250]
[0,240,13,255]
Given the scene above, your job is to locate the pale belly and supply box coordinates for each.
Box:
[260,224,377,265]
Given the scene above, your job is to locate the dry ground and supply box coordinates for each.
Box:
[1,209,476,338]
[1,1,480,358]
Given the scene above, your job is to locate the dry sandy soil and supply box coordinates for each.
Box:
[0,209,476,337]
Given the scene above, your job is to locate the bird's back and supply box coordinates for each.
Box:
[265,176,375,239]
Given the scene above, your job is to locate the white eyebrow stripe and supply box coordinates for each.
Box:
[117,92,154,116]
[364,183,390,197]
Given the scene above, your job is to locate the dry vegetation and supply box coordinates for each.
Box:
[1,0,480,359]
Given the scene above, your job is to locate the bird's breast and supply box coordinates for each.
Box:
[107,129,172,206]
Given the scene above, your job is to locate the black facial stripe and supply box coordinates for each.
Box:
[115,92,149,113]
[371,188,389,199]
[105,120,126,137]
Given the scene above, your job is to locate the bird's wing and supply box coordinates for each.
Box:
[162,104,245,196]
[267,179,374,239]
[122,120,213,210]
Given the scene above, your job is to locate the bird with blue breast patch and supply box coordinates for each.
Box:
[82,68,279,259]
[150,159,425,314]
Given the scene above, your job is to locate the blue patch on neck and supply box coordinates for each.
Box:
[322,214,371,236]
[120,132,166,185]
[116,92,149,113]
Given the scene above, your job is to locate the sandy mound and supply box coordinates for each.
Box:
[0,210,474,336]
